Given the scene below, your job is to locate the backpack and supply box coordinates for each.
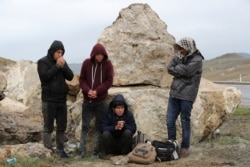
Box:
[132,131,151,148]
[151,140,179,161]
[128,142,156,164]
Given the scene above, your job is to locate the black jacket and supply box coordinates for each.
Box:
[100,94,137,138]
[37,40,74,102]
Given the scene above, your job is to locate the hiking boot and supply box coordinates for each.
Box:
[180,148,189,158]
[59,150,70,159]
[91,152,99,159]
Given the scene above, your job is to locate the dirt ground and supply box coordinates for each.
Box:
[52,114,250,167]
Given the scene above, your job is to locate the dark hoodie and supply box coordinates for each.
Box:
[37,40,74,102]
[100,94,137,138]
[79,43,114,103]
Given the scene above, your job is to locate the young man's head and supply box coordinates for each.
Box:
[112,101,125,117]
[90,43,108,63]
[174,44,188,56]
[53,50,64,61]
[174,37,197,57]
[48,40,65,60]
[94,54,104,63]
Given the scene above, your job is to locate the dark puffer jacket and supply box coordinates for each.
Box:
[100,94,137,138]
[37,40,74,103]
[168,38,204,102]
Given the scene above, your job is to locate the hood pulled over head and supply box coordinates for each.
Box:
[48,40,65,57]
[175,37,197,56]
[109,94,128,111]
[90,43,108,62]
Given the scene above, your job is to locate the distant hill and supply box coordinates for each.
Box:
[238,52,250,58]
[202,53,250,82]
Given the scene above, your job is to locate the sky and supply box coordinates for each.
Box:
[1,0,250,63]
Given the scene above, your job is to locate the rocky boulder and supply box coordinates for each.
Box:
[98,3,174,87]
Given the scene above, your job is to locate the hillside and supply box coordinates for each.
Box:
[202,53,250,82]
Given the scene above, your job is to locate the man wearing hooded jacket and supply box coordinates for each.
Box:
[99,94,137,159]
[79,43,114,158]
[166,37,204,158]
[37,40,74,158]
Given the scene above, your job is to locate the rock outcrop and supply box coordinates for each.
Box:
[98,3,175,87]
[0,3,242,158]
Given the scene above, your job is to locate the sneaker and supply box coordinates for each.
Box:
[59,150,70,159]
[180,148,189,158]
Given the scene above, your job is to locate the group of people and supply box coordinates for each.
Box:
[37,37,204,159]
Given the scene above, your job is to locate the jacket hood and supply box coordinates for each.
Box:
[90,43,108,62]
[175,37,197,57]
[47,40,65,58]
[109,94,128,111]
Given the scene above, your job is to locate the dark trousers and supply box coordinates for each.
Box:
[101,129,133,155]
[42,101,67,150]
[80,100,106,154]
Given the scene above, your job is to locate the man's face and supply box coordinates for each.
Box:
[180,47,188,56]
[95,54,104,63]
[114,105,125,117]
[53,50,63,61]
[174,45,188,56]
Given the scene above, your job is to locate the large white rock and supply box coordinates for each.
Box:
[5,60,40,105]
[98,3,175,87]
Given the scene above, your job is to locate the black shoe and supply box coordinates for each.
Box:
[59,150,70,158]
[91,151,99,159]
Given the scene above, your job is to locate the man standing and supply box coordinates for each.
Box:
[37,40,74,158]
[166,37,204,158]
[79,43,114,158]
[99,94,137,159]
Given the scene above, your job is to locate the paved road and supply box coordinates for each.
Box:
[227,84,250,108]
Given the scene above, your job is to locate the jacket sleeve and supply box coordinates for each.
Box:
[61,62,74,81]
[37,59,60,82]
[79,60,91,95]
[95,60,114,95]
[168,55,202,77]
[124,111,137,134]
[99,111,116,133]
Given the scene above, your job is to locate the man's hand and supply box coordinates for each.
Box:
[88,90,97,98]
[115,121,125,130]
[56,57,65,68]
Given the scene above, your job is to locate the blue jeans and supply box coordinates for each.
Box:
[80,100,107,154]
[166,96,193,149]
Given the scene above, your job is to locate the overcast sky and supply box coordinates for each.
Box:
[1,0,249,63]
